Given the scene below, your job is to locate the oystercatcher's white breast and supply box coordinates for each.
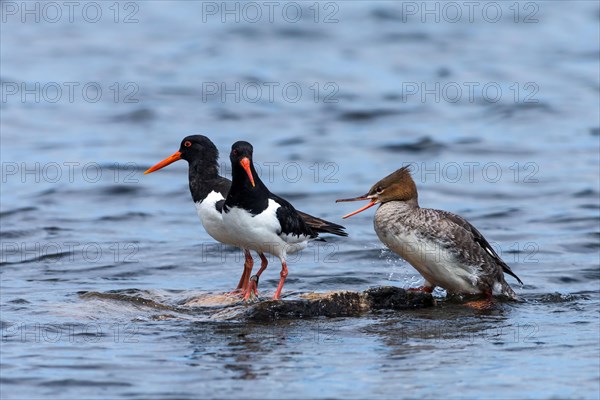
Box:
[195,190,235,245]
[223,199,309,258]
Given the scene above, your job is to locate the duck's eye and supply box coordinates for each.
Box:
[184,141,192,147]
[376,186,383,194]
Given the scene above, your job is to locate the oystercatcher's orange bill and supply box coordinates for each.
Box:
[240,157,255,187]
[336,195,376,219]
[144,151,182,174]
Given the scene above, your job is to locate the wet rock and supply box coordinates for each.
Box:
[80,290,178,311]
[364,286,434,310]
[79,287,433,322]
[247,291,364,321]
[246,287,433,322]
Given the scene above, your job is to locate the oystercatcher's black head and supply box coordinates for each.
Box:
[229,141,255,187]
[144,135,218,174]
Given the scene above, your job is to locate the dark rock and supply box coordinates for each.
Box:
[80,287,434,322]
[364,286,434,310]
[246,287,433,322]
[247,292,364,322]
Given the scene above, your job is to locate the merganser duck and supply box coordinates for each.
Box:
[336,166,522,299]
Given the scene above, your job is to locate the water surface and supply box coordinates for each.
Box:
[1,1,599,399]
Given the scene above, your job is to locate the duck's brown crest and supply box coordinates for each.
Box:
[368,165,418,203]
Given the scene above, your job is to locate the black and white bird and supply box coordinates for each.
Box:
[222,141,348,300]
[145,136,346,299]
[336,166,523,300]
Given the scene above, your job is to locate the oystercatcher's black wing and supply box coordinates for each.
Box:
[269,193,318,239]
[296,210,348,237]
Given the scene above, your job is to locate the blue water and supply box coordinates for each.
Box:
[1,1,599,399]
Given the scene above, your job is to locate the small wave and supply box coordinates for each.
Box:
[379,136,445,153]
[215,109,242,120]
[488,102,554,119]
[99,185,143,196]
[7,298,30,304]
[99,163,149,172]
[40,379,132,388]
[382,32,430,42]
[109,108,156,123]
[276,28,327,39]
[97,212,150,221]
[338,109,403,122]
[478,207,520,219]
[534,292,590,303]
[0,207,37,218]
[370,7,403,21]
[573,188,598,198]
[277,137,306,146]
[2,251,74,265]
[0,230,34,239]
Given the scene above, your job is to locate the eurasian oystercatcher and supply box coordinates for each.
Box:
[222,141,347,300]
[145,136,347,299]
[336,166,522,300]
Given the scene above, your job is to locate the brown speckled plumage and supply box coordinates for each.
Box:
[338,166,523,299]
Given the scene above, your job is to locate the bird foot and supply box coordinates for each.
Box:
[224,288,243,297]
[243,275,260,302]
[463,298,495,310]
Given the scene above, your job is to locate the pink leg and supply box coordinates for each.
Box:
[240,250,254,290]
[256,253,268,279]
[228,250,253,295]
[243,253,268,300]
[272,260,288,300]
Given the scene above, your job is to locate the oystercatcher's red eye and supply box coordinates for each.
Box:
[184,141,192,147]
[232,149,238,156]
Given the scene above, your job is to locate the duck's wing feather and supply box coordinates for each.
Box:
[434,210,523,285]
